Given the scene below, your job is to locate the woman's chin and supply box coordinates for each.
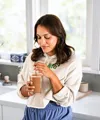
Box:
[43,51,49,54]
[42,49,49,53]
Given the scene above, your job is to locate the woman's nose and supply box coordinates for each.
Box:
[39,37,46,46]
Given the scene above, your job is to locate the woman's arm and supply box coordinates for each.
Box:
[34,62,63,94]
[49,73,63,94]
[17,53,35,98]
[34,57,82,106]
[53,58,82,106]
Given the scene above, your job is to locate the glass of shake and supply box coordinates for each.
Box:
[30,73,42,93]
[29,62,42,93]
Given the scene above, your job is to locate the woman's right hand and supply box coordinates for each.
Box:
[20,81,35,97]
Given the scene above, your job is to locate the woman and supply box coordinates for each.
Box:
[17,14,82,120]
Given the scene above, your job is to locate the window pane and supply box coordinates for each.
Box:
[0,0,26,53]
[48,0,86,58]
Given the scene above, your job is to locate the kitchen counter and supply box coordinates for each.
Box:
[0,89,100,120]
[0,90,26,109]
[72,92,100,120]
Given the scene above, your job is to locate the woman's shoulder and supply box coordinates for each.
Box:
[24,52,33,62]
[65,52,82,68]
[69,51,81,61]
[28,52,33,57]
[25,52,44,62]
[68,53,82,70]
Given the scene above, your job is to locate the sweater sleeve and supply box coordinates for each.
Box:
[17,53,31,99]
[53,57,82,107]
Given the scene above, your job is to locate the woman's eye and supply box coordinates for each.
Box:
[44,36,51,39]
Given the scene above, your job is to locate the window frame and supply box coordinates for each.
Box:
[83,0,100,73]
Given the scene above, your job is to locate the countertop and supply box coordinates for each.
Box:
[0,90,26,109]
[0,88,100,120]
[72,92,100,120]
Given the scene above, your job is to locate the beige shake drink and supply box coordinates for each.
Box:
[29,61,44,93]
[30,74,42,93]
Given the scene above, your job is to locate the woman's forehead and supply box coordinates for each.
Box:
[36,25,50,35]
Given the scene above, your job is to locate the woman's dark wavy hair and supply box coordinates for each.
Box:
[31,14,75,65]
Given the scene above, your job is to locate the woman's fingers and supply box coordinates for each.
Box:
[25,84,35,96]
[34,62,46,70]
[26,81,35,91]
[34,62,45,66]
[28,91,34,96]
[27,86,35,90]
[26,81,33,86]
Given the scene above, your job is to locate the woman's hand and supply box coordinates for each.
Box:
[20,81,35,97]
[34,62,55,79]
[26,81,35,96]
[34,62,63,94]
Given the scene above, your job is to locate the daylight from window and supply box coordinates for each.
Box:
[0,0,26,53]
[48,0,86,58]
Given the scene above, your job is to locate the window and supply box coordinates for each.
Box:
[0,0,33,63]
[0,0,26,54]
[48,0,86,59]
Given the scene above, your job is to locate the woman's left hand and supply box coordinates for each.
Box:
[34,62,55,78]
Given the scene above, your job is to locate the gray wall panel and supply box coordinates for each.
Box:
[0,65,100,92]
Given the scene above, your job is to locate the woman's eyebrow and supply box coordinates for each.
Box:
[36,33,50,36]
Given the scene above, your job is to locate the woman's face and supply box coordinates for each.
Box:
[36,25,58,56]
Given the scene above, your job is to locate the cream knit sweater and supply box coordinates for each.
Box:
[17,52,82,108]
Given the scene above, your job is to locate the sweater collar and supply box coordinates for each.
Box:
[44,53,57,64]
[44,53,56,59]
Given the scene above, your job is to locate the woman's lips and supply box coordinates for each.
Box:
[41,46,49,49]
